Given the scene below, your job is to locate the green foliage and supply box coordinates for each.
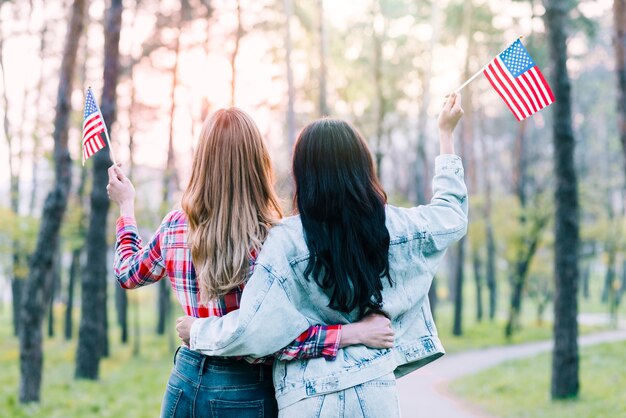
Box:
[0,206,40,277]
[0,301,174,418]
[450,341,626,418]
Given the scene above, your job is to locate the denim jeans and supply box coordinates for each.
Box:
[161,346,278,418]
[277,372,400,418]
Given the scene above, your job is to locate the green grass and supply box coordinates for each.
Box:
[432,295,610,354]
[0,274,621,417]
[450,341,626,418]
[0,291,177,418]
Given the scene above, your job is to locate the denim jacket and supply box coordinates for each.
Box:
[189,154,468,409]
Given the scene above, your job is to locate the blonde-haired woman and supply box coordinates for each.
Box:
[107,108,394,418]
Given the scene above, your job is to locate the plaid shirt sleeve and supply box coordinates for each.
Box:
[114,215,167,289]
[273,324,342,361]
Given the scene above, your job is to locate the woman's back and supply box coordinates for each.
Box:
[115,209,253,319]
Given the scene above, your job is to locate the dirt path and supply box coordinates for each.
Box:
[397,314,626,418]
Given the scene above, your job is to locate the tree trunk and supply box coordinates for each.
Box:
[29,21,49,215]
[1,12,27,339]
[473,250,483,322]
[283,0,296,150]
[230,0,243,106]
[18,0,86,403]
[414,0,440,205]
[156,12,181,335]
[47,250,61,338]
[156,279,171,335]
[505,214,548,338]
[133,292,141,357]
[613,0,626,184]
[479,111,497,321]
[452,238,465,336]
[11,277,24,336]
[114,285,128,343]
[602,248,616,303]
[582,263,590,300]
[372,2,385,178]
[505,120,537,338]
[545,0,580,399]
[485,222,497,320]
[317,0,328,116]
[65,248,80,340]
[76,0,123,380]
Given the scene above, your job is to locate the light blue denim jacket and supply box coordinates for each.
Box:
[189,154,468,409]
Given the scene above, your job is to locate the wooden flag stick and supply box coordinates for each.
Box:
[455,65,486,93]
[454,36,524,93]
[100,117,118,166]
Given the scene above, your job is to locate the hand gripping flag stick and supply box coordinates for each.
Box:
[82,86,118,165]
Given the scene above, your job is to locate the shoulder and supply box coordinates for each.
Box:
[162,209,188,227]
[256,215,308,267]
[266,215,305,245]
[384,204,427,243]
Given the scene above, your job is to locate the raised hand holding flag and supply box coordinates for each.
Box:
[82,87,116,165]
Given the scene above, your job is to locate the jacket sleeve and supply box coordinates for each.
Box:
[272,324,342,361]
[189,263,314,358]
[407,154,468,255]
[113,215,168,289]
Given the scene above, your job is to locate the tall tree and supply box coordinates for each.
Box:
[415,0,440,205]
[545,0,580,399]
[230,0,243,106]
[283,0,296,149]
[371,0,386,178]
[76,0,123,379]
[156,28,181,334]
[18,0,86,403]
[66,29,91,342]
[452,0,475,337]
[614,0,626,183]
[317,0,329,116]
[478,111,497,320]
[29,17,49,216]
[0,5,26,338]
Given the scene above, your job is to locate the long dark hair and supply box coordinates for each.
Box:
[293,118,391,315]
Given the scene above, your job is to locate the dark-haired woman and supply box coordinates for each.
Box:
[176,93,467,417]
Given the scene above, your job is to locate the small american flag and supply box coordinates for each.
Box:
[483,39,555,121]
[82,87,107,164]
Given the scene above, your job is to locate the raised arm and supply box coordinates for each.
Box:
[108,165,167,288]
[407,93,468,255]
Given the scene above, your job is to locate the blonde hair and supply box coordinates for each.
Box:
[181,108,283,303]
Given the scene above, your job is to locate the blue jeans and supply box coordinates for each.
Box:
[161,346,278,418]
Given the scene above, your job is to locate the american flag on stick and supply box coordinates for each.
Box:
[82,87,115,165]
[483,38,555,121]
[455,37,555,121]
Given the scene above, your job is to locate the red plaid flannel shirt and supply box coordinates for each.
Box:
[114,210,341,364]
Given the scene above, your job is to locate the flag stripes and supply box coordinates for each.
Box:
[482,39,554,121]
[82,87,108,164]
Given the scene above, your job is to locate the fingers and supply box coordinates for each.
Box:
[108,164,126,182]
[113,165,125,181]
[107,165,119,182]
